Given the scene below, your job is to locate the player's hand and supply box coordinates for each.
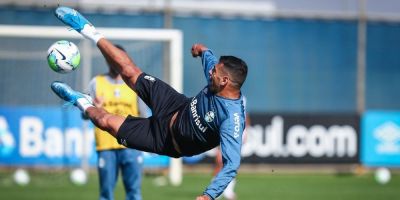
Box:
[195,195,211,200]
[191,43,207,57]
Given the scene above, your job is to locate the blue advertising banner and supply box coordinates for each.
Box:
[361,111,400,167]
[0,106,169,168]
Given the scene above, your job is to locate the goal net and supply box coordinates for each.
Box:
[0,25,183,185]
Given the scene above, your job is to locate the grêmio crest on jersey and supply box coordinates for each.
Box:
[204,111,215,122]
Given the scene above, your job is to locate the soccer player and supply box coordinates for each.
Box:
[51,7,248,200]
[89,44,145,200]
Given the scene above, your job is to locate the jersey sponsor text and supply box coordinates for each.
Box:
[190,98,208,133]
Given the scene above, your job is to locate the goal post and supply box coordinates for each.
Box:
[0,25,183,186]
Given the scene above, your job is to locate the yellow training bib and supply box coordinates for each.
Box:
[94,75,139,151]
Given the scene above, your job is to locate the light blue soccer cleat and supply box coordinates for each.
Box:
[54,6,91,32]
[51,81,92,106]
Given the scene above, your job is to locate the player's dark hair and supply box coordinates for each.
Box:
[219,56,248,89]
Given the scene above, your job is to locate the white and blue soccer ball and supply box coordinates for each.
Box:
[47,40,80,73]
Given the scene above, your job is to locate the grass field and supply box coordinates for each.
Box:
[0,170,399,200]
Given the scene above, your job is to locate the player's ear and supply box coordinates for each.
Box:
[221,76,229,86]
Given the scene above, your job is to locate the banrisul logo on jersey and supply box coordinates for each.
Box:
[190,98,208,133]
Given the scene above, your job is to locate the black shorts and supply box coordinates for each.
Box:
[116,73,190,158]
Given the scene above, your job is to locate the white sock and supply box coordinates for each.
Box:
[76,97,94,113]
[80,24,104,44]
[223,178,236,199]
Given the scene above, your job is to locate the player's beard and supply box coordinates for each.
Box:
[209,80,222,94]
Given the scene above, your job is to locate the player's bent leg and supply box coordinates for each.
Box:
[86,107,125,138]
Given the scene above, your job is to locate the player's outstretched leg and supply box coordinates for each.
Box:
[51,81,94,111]
[51,81,125,136]
[54,6,143,89]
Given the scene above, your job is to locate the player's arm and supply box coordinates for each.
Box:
[202,121,242,199]
[191,43,218,84]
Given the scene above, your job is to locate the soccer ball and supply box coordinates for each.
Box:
[47,40,80,73]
